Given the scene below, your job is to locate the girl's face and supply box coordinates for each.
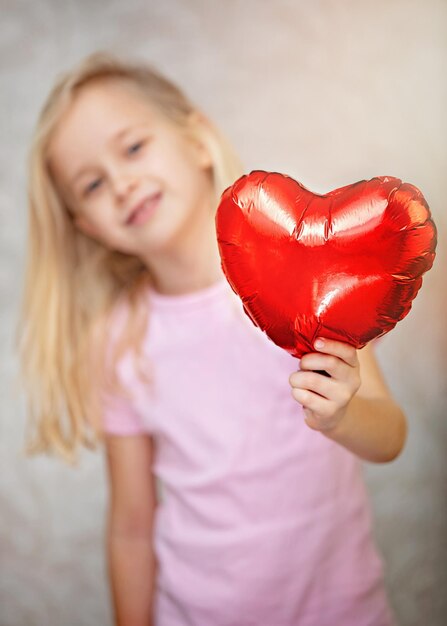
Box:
[48,79,214,260]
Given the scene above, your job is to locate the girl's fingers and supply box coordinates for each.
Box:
[313,338,358,368]
[289,370,334,398]
[290,371,352,407]
[299,353,350,380]
[290,388,334,423]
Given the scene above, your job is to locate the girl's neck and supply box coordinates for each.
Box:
[142,207,224,296]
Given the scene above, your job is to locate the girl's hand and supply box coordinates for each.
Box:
[288,338,361,432]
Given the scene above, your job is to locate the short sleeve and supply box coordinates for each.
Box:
[101,387,147,436]
[97,296,152,436]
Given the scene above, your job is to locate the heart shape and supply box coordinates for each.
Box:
[215,171,437,358]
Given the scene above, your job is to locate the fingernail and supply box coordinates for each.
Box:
[314,339,324,349]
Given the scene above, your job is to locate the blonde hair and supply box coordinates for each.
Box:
[17,51,243,465]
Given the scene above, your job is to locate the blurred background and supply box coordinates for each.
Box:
[0,0,446,624]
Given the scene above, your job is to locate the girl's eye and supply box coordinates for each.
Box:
[84,178,103,196]
[127,140,145,156]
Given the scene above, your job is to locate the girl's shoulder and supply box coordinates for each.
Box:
[93,284,151,378]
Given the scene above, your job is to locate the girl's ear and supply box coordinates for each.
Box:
[187,111,214,170]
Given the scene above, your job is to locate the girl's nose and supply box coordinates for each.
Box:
[111,172,137,201]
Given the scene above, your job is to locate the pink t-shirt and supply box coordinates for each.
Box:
[103,277,395,626]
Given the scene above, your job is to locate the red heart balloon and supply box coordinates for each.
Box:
[216,171,437,358]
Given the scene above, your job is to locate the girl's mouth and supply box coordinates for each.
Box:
[127,192,162,226]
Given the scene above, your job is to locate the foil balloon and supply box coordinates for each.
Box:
[215,171,437,358]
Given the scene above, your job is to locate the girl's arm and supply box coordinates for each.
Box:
[289,339,407,463]
[105,434,158,626]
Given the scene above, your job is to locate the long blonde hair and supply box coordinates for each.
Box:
[17,51,243,465]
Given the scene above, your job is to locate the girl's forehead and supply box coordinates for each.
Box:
[68,79,160,127]
[47,81,164,173]
[47,81,154,186]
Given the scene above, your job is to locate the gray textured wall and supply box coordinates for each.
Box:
[1,1,446,625]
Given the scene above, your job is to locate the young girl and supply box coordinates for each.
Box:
[18,52,407,626]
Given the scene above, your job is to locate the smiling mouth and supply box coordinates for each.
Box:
[127,192,162,226]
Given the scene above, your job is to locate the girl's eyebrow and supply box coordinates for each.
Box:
[69,123,148,185]
[111,123,147,143]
